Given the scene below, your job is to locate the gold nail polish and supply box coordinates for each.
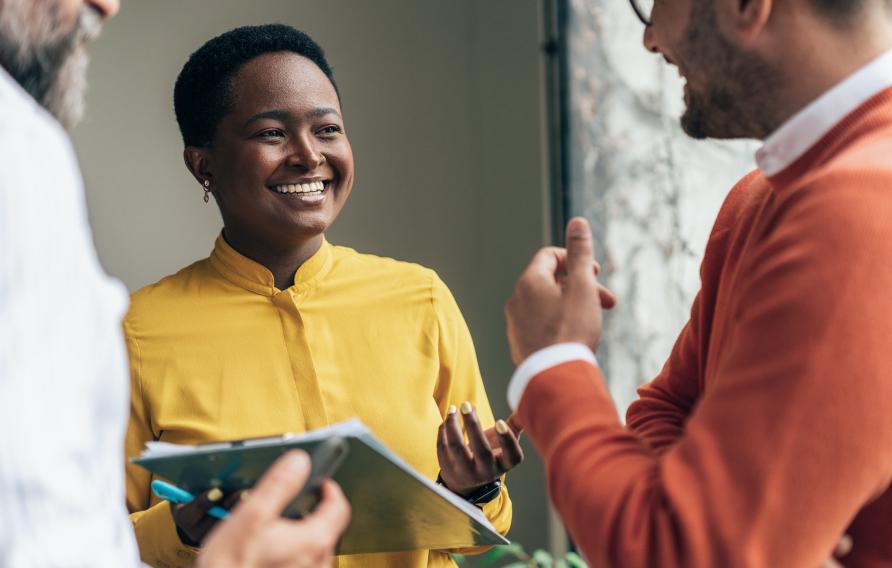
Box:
[461,401,473,415]
[496,419,509,434]
[207,488,223,502]
[448,404,457,415]
[240,490,250,501]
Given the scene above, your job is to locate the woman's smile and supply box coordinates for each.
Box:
[268,179,333,205]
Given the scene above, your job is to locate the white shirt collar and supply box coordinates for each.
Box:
[756,48,892,177]
[0,64,54,125]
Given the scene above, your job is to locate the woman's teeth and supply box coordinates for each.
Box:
[271,181,325,194]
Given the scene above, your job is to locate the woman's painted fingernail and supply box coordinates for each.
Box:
[207,488,223,502]
[461,401,473,415]
[240,490,250,501]
[496,420,509,434]
[448,404,457,415]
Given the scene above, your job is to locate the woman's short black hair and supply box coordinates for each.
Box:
[173,24,338,147]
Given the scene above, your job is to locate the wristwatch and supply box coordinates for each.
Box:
[436,473,502,507]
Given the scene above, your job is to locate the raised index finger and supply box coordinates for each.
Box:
[565,217,595,278]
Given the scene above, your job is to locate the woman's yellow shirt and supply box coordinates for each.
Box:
[124,236,512,568]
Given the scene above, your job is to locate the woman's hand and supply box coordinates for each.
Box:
[171,487,244,546]
[436,402,524,497]
[484,413,523,450]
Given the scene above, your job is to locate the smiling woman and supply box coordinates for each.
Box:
[174,29,355,288]
[122,24,519,568]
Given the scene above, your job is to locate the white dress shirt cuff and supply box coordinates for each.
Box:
[507,342,598,410]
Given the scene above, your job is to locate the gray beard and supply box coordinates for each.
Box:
[0,1,101,129]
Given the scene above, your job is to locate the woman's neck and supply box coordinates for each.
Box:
[222,229,324,290]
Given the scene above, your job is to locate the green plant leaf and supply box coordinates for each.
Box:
[470,542,528,566]
[532,549,554,567]
[494,543,527,559]
[565,551,588,568]
[503,543,527,555]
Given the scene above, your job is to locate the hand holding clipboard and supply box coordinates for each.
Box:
[156,438,349,545]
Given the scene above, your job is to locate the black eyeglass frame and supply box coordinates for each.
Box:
[629,0,652,25]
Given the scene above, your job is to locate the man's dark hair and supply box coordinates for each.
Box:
[173,24,338,147]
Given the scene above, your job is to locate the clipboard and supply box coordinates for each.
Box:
[132,419,510,554]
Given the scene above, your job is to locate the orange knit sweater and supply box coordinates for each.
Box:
[517,89,892,567]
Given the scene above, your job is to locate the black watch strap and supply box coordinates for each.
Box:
[436,473,502,507]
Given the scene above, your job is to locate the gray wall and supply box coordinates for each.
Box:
[72,0,552,552]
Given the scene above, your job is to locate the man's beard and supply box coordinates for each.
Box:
[0,1,102,129]
[677,0,782,140]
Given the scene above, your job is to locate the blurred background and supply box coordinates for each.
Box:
[71,0,754,559]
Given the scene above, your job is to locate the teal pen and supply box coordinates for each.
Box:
[151,480,231,520]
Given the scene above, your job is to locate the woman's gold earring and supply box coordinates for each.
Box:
[203,180,211,204]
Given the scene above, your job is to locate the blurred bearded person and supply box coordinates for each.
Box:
[0,0,101,128]
[0,2,349,567]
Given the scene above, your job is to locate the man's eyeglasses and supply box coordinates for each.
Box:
[629,0,653,25]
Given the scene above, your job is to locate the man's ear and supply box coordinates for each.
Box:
[183,147,213,186]
[717,0,773,44]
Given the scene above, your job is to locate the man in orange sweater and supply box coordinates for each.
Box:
[502,0,892,566]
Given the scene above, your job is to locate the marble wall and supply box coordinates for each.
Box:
[566,0,757,414]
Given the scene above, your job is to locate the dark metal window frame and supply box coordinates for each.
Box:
[541,0,571,247]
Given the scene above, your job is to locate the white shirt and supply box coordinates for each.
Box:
[756,48,892,176]
[0,68,141,567]
[507,47,892,411]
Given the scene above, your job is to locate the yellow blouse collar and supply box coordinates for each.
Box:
[208,233,333,296]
